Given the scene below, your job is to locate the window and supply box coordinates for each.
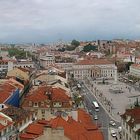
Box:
[129,127,131,134]
[126,124,128,130]
[41,109,45,114]
[29,101,32,107]
[41,102,44,106]
[34,102,38,107]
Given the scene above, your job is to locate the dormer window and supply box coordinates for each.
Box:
[34,102,38,107]
[29,101,32,107]
[41,102,44,107]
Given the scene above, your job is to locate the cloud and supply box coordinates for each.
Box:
[0,0,140,43]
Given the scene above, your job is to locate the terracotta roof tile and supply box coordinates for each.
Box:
[0,79,24,103]
[49,109,104,140]
[26,123,44,135]
[51,87,70,102]
[20,133,38,139]
[76,58,113,65]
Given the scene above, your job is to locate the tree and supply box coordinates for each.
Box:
[71,40,80,47]
[65,45,76,51]
[125,62,134,71]
[83,43,97,52]
[8,48,31,59]
[58,48,65,52]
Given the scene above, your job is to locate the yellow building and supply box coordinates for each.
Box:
[7,67,30,81]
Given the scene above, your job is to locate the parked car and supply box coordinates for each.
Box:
[118,126,122,133]
[109,120,116,126]
[94,114,98,120]
[110,129,117,137]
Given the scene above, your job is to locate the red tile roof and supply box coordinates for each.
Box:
[25,86,48,102]
[26,123,44,135]
[76,58,113,65]
[51,87,70,102]
[22,86,71,108]
[50,116,68,129]
[20,133,38,140]
[0,79,24,103]
[19,123,44,140]
[50,109,104,140]
[121,108,140,134]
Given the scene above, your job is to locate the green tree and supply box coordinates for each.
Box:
[65,45,76,51]
[83,43,97,52]
[71,40,80,47]
[8,48,31,59]
[125,62,134,71]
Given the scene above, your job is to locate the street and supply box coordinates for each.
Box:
[79,82,121,140]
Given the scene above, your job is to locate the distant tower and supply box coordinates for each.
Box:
[97,40,101,51]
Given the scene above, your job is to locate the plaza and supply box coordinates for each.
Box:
[85,78,140,121]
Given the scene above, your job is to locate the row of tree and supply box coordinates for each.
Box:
[58,39,97,52]
[8,48,31,59]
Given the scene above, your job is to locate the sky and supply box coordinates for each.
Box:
[0,0,140,43]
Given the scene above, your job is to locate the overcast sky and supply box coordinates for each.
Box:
[0,0,140,43]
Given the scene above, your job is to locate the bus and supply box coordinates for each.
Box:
[92,101,99,112]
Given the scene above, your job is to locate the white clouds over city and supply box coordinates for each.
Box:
[0,0,140,43]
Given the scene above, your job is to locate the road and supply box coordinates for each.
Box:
[79,82,120,140]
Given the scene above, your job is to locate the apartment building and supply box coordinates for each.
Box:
[0,112,14,139]
[130,64,140,78]
[22,85,72,120]
[0,79,24,107]
[121,108,140,140]
[0,59,34,78]
[39,52,55,68]
[1,105,36,139]
[71,58,117,81]
[20,109,104,140]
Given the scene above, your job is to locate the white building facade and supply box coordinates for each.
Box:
[39,52,55,68]
[71,59,117,81]
[121,108,140,140]
[130,64,140,78]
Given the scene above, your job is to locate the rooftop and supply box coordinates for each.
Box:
[0,112,13,131]
[76,58,113,65]
[1,105,34,125]
[0,79,24,103]
[121,107,140,134]
[49,109,104,140]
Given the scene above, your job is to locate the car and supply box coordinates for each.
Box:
[118,126,122,133]
[109,120,116,126]
[110,129,117,137]
[94,114,98,120]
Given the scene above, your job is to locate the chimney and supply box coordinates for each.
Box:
[71,110,78,122]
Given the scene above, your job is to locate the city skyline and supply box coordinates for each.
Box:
[0,0,140,43]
